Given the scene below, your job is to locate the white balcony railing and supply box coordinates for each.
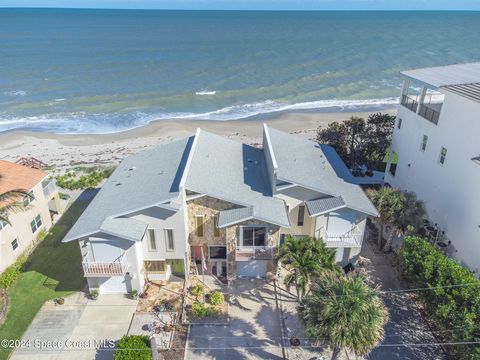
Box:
[42,179,58,198]
[82,252,129,277]
[317,226,363,248]
[236,246,274,261]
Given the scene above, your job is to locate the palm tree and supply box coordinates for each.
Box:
[299,272,388,360]
[0,175,29,225]
[367,187,405,249]
[278,235,340,300]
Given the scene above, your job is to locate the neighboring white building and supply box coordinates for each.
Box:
[64,125,378,294]
[0,160,63,272]
[385,62,480,274]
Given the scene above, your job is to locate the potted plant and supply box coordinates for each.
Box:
[129,289,138,300]
[89,289,99,300]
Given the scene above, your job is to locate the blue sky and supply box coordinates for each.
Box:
[1,0,479,10]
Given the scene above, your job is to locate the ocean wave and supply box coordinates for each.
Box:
[0,97,399,134]
[195,90,216,96]
[3,90,27,96]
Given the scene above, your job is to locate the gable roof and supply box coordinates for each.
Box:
[306,196,346,217]
[185,130,289,227]
[0,160,47,195]
[63,137,194,242]
[264,126,378,217]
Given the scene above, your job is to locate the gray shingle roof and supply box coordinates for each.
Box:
[185,130,290,227]
[401,62,480,88]
[306,196,346,217]
[63,137,194,242]
[265,126,378,217]
[217,206,253,228]
[100,218,147,242]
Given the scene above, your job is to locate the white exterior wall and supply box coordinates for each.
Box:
[386,90,480,273]
[0,180,53,272]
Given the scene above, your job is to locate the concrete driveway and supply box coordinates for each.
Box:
[11,292,137,360]
[186,279,284,360]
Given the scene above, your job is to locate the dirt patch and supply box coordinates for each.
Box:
[158,322,187,360]
[137,280,184,313]
[184,277,228,324]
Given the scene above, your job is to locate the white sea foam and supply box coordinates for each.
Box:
[3,90,27,96]
[195,90,216,96]
[0,97,399,134]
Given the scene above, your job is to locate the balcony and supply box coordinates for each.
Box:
[418,103,441,125]
[236,246,274,261]
[317,226,363,248]
[82,252,129,277]
[42,178,58,198]
[401,94,418,113]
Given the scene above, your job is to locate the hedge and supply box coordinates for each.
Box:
[114,335,151,360]
[0,256,27,289]
[400,236,480,359]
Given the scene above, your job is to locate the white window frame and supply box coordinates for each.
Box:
[421,135,428,152]
[195,215,204,237]
[30,214,42,233]
[297,205,305,226]
[397,118,402,129]
[23,190,35,206]
[147,228,158,252]
[439,147,447,165]
[208,245,227,261]
[11,238,19,251]
[164,228,175,252]
[239,225,268,247]
[0,220,8,231]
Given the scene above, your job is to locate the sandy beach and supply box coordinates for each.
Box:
[0,109,395,169]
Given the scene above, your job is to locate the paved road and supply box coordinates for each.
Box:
[362,240,446,360]
[186,279,284,360]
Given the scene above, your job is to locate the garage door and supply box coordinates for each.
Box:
[236,261,267,278]
[98,276,129,294]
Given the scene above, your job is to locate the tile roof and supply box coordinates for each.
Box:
[0,160,48,195]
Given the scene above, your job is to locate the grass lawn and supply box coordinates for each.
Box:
[0,196,91,360]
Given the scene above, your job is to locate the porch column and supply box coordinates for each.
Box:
[416,86,427,114]
[401,79,410,97]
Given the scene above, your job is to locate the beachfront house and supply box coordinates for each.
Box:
[63,125,378,294]
[0,160,63,272]
[385,62,480,275]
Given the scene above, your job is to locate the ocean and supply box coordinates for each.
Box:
[1,9,480,134]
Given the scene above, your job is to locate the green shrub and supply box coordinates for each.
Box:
[400,236,480,360]
[55,166,115,190]
[209,291,224,306]
[190,284,204,299]
[36,229,48,242]
[114,335,151,360]
[0,255,27,289]
[192,301,218,318]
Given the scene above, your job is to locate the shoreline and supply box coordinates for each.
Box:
[0,108,396,169]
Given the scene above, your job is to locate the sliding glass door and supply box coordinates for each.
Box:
[240,226,267,247]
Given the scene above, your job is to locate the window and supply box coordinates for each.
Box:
[144,260,166,273]
[439,147,447,165]
[213,215,220,237]
[397,118,402,129]
[30,214,42,233]
[240,226,267,247]
[148,229,157,251]
[389,152,398,176]
[195,215,204,237]
[0,220,7,231]
[23,191,34,206]
[209,246,227,260]
[297,205,305,226]
[11,239,19,251]
[165,229,174,251]
[421,135,428,151]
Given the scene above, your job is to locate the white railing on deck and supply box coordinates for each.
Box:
[236,246,274,260]
[82,252,128,276]
[317,226,363,248]
[42,179,58,198]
